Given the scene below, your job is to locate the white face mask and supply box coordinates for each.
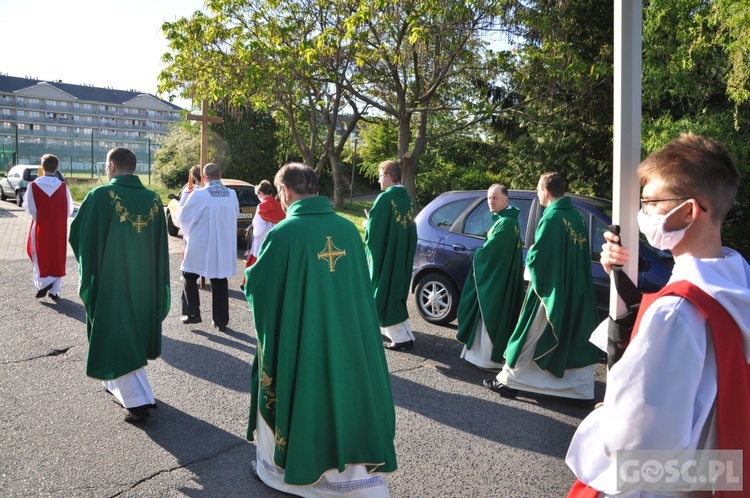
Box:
[637,200,692,251]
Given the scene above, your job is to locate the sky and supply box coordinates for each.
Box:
[0,0,206,110]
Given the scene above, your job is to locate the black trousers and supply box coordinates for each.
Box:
[181,272,229,327]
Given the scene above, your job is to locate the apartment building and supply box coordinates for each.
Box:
[0,74,183,171]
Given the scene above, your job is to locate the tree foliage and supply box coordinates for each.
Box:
[159,0,506,206]
[212,101,280,184]
[152,123,201,189]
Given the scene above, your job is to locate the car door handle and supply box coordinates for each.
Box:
[451,244,468,252]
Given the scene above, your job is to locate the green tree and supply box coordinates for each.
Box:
[342,0,506,203]
[493,0,615,196]
[212,101,280,184]
[152,123,201,189]
[160,0,362,208]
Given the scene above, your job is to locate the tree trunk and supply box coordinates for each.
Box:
[397,113,418,204]
[329,154,347,209]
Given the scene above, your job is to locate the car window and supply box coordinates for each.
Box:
[24,169,38,181]
[589,214,609,262]
[462,196,535,240]
[233,186,260,207]
[429,198,475,231]
[463,201,493,237]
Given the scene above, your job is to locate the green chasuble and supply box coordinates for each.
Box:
[245,196,397,486]
[69,175,170,380]
[364,186,417,327]
[504,197,599,378]
[456,206,524,362]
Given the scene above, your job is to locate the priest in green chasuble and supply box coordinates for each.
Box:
[456,184,524,370]
[69,147,170,422]
[244,163,397,497]
[365,160,418,350]
[485,172,599,400]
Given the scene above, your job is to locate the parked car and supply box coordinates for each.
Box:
[0,165,65,207]
[411,190,674,325]
[166,179,260,240]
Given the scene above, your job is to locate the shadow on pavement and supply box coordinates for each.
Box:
[160,335,254,393]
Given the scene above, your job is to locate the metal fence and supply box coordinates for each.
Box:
[1,131,159,177]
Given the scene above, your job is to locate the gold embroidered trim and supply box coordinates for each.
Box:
[391,199,414,229]
[109,190,161,233]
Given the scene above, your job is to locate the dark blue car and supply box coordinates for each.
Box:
[411,190,674,325]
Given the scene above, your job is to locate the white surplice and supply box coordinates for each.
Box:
[254,407,390,498]
[381,320,415,345]
[460,320,504,370]
[250,215,275,259]
[102,368,155,409]
[494,304,595,399]
[179,181,239,279]
[566,248,750,497]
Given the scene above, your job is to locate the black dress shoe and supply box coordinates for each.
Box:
[124,405,151,423]
[250,459,262,482]
[181,314,202,325]
[483,378,519,399]
[383,339,414,351]
[212,321,227,332]
[36,283,53,299]
[48,293,59,301]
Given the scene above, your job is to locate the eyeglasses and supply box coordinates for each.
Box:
[640,197,707,212]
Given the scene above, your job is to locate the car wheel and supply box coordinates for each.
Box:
[16,192,23,207]
[166,212,179,236]
[415,273,459,325]
[0,186,6,201]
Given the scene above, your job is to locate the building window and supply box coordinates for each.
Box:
[29,111,40,118]
[83,103,92,110]
[47,100,57,107]
[48,125,58,132]
[29,98,40,104]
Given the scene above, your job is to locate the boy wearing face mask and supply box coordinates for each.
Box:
[565,133,750,497]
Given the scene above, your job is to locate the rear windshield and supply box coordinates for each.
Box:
[233,186,260,207]
[23,169,38,181]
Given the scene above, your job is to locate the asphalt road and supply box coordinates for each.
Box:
[0,199,605,497]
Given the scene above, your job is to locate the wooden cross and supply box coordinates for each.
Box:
[187,100,223,180]
[186,100,223,288]
[318,237,347,272]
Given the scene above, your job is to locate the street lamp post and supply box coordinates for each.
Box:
[349,135,358,204]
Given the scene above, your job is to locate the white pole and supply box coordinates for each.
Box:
[611,0,643,317]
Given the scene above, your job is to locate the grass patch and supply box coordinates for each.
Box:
[66,173,177,204]
[336,200,374,240]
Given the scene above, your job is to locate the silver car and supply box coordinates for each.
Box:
[0,165,64,207]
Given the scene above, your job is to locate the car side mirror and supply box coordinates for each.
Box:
[167,193,177,200]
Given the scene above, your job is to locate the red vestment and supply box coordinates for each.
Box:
[256,195,285,224]
[244,196,285,269]
[568,281,750,497]
[27,182,69,277]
